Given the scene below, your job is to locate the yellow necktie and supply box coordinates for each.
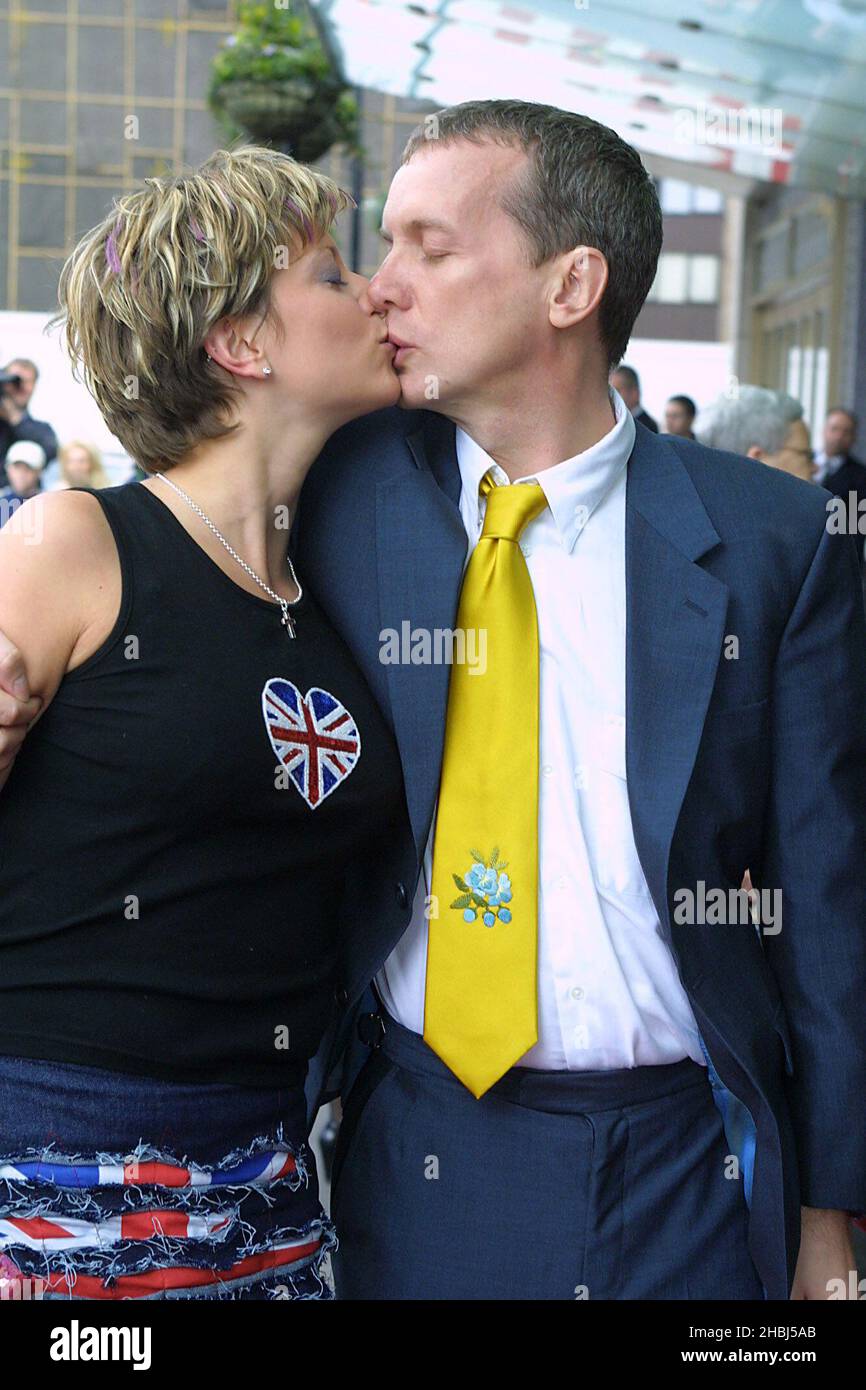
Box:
[424,470,548,1098]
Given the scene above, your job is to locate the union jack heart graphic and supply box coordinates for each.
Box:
[262,679,362,810]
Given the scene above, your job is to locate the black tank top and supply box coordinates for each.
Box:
[0,482,406,1085]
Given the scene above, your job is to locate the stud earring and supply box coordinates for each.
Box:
[262,365,272,377]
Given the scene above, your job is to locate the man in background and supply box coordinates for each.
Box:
[0,358,58,488]
[0,441,46,526]
[610,363,658,431]
[695,386,816,484]
[664,393,697,439]
[814,408,866,568]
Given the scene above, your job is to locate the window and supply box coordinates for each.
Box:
[659,178,692,214]
[659,179,724,215]
[688,255,720,302]
[646,254,720,304]
[693,185,724,214]
[651,253,689,302]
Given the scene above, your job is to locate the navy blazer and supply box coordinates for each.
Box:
[296,406,866,1300]
[822,454,866,570]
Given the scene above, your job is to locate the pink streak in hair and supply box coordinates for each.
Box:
[284,195,314,242]
[189,218,206,242]
[105,217,122,274]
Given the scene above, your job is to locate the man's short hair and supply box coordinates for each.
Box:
[3,358,38,380]
[612,364,639,391]
[667,394,696,421]
[694,385,803,457]
[826,405,858,430]
[401,100,663,369]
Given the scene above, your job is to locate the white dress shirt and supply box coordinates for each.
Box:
[376,389,706,1070]
[812,451,845,487]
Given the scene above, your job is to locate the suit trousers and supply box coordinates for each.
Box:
[331,1009,766,1300]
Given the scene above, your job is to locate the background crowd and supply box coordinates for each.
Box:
[5,354,863,597]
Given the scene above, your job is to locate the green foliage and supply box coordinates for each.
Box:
[208,0,360,159]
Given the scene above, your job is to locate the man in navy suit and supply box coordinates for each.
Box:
[293,100,866,1300]
[2,100,865,1300]
[814,408,866,571]
[611,363,659,432]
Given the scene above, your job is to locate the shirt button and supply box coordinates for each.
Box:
[556,875,568,891]
[541,764,553,777]
[571,986,584,1000]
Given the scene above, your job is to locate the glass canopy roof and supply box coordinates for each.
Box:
[313,0,866,197]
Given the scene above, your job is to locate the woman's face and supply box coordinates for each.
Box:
[64,447,93,483]
[261,232,400,426]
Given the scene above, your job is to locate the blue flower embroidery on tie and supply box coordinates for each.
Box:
[451,849,512,927]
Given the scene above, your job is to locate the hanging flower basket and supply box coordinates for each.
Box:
[208,2,360,162]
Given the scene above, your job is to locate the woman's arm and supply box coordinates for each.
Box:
[0,490,120,788]
[0,635,42,789]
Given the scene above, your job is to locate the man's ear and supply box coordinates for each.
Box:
[746,445,765,461]
[549,246,608,330]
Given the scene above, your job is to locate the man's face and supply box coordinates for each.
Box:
[664,401,693,436]
[762,418,816,483]
[368,139,556,413]
[610,370,638,410]
[3,362,36,410]
[6,461,40,496]
[823,410,855,458]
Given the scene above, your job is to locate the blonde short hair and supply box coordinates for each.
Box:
[58,440,110,489]
[51,147,354,472]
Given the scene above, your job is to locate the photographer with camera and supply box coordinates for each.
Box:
[0,359,58,487]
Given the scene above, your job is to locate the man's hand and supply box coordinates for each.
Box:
[791,1206,857,1299]
[0,632,42,787]
[0,392,23,425]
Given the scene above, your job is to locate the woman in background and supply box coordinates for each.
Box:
[52,440,110,491]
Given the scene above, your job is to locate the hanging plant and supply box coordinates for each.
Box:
[208,1,361,162]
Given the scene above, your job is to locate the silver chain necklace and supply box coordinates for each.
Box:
[154,472,302,638]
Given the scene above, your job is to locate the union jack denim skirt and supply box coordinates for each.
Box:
[0,1054,336,1301]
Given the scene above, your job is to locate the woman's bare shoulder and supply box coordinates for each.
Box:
[1,487,115,564]
[0,488,121,700]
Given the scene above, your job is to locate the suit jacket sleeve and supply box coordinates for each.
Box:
[760,518,866,1212]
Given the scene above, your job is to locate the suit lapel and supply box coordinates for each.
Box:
[625,429,729,963]
[376,412,467,858]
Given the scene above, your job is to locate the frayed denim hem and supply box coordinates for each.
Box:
[0,1126,335,1301]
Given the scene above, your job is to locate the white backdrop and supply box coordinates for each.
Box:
[621,338,735,432]
[0,310,132,481]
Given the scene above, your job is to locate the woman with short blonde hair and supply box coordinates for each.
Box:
[0,145,404,1300]
[54,440,110,490]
